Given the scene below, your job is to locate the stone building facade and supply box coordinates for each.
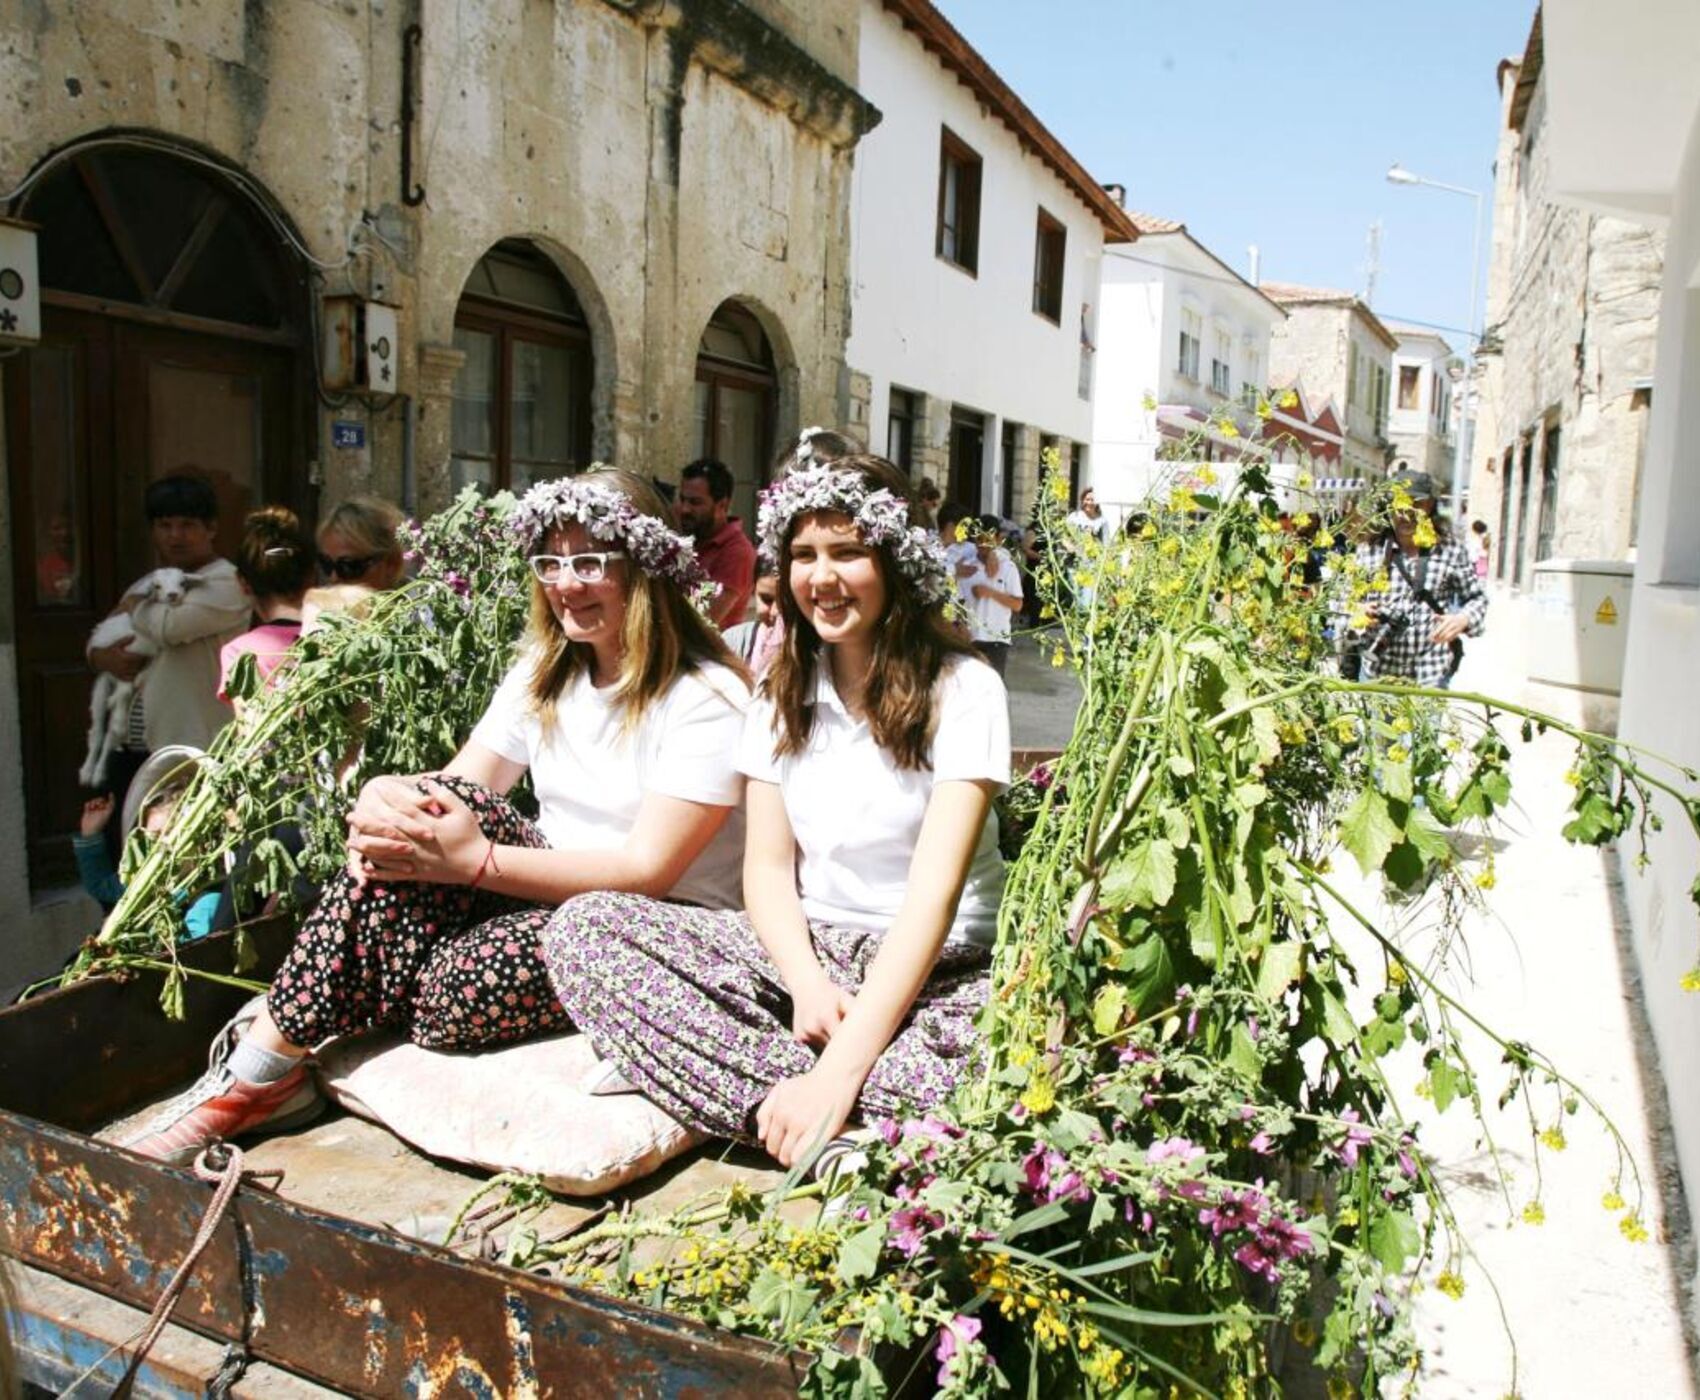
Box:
[1262,283,1397,480]
[0,0,874,979]
[1470,10,1663,586]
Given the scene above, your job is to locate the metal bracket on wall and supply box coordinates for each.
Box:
[401,23,426,208]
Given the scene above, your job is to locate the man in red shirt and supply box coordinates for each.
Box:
[677,458,756,629]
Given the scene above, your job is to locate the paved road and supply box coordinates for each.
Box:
[1004,596,1698,1395]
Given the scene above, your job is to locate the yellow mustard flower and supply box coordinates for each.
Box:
[1602,1189,1626,1212]
[1296,469,1314,489]
[1141,392,1158,412]
[1539,1127,1568,1152]
[1436,1269,1466,1300]
[1521,1201,1546,1226]
[1412,516,1438,549]
[1680,968,1700,993]
[1620,1214,1650,1244]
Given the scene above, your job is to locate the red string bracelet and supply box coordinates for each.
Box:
[469,838,500,890]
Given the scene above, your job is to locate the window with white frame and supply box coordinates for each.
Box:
[1177,308,1202,380]
[1210,327,1232,396]
[1240,345,1262,410]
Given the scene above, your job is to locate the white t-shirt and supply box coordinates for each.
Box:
[737,654,1010,948]
[970,549,1023,645]
[469,657,748,910]
[945,539,981,617]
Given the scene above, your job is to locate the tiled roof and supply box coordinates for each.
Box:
[1259,281,1359,306]
[1126,209,1183,235]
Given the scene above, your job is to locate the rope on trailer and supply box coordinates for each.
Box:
[57,1143,283,1400]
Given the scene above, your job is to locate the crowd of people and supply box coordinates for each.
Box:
[89,444,1488,1175]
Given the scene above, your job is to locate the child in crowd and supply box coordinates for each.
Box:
[965,512,1024,676]
[219,506,315,710]
[75,747,219,938]
[723,556,784,677]
[544,452,1008,1167]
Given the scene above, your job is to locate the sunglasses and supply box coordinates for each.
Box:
[318,552,380,581]
[528,551,627,585]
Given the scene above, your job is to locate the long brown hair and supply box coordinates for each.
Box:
[524,468,746,731]
[236,505,314,601]
[765,454,978,770]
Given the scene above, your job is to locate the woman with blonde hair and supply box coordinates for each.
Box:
[128,469,751,1165]
[316,495,406,589]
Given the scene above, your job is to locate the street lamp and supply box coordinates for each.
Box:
[1386,162,1484,524]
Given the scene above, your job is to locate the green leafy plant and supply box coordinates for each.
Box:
[62,488,534,1009]
[496,445,1699,1398]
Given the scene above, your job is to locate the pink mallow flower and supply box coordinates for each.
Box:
[1336,1108,1375,1168]
[935,1314,983,1387]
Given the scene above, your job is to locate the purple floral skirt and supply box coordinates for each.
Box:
[540,891,989,1141]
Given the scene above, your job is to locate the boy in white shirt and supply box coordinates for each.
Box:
[966,514,1023,676]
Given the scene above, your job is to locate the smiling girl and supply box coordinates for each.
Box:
[543,451,1009,1166]
[128,470,749,1165]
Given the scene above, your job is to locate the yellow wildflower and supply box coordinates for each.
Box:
[1279,389,1299,409]
[1539,1127,1567,1152]
[1197,463,1219,485]
[1049,475,1070,503]
[1020,1074,1057,1115]
[1141,392,1158,412]
[1562,767,1582,787]
[1620,1214,1649,1244]
[1256,398,1273,420]
[1681,968,1700,993]
[1387,744,1410,765]
[1349,612,1374,631]
[1296,469,1314,488]
[1293,512,1312,529]
[1412,515,1438,549]
[1218,420,1240,440]
[1602,1189,1626,1212]
[1332,716,1357,743]
[1139,520,1157,539]
[1387,960,1408,986]
[1316,528,1335,548]
[1392,715,1412,734]
[1158,535,1181,557]
[1391,486,1414,512]
[1370,569,1391,593]
[1051,647,1066,669]
[1474,863,1497,891]
[1521,1201,1546,1226]
[1436,1269,1466,1300]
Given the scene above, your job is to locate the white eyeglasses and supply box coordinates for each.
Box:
[529,551,627,584]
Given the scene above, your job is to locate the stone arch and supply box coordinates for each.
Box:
[688,294,801,526]
[444,236,619,491]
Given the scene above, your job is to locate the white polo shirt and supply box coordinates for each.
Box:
[970,548,1023,646]
[470,657,748,910]
[738,654,1010,948]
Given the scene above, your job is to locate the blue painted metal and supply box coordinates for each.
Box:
[0,923,809,1398]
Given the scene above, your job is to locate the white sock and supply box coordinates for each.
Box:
[227,1039,302,1085]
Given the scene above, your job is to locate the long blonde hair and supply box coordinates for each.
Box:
[524,468,746,730]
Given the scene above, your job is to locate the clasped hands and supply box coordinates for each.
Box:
[755,966,864,1167]
[345,774,487,888]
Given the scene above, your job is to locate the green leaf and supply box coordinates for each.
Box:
[1167,752,1195,778]
[835,1221,886,1286]
[1381,759,1414,803]
[1226,1023,1262,1082]
[1232,782,1269,809]
[1123,927,1177,1013]
[1428,1059,1464,1113]
[1367,1208,1420,1274]
[1338,788,1400,876]
[1255,941,1304,1000]
[1383,839,1426,891]
[1160,803,1191,849]
[1404,806,1453,863]
[1319,988,1357,1047]
[1092,983,1128,1036]
[1101,837,1178,910]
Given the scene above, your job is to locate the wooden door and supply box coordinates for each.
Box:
[949,409,985,512]
[6,311,296,887]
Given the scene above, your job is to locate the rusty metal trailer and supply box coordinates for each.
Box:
[0,919,808,1397]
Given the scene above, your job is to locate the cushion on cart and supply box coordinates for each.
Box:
[315,1031,701,1196]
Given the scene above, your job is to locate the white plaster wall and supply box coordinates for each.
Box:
[848,0,1102,508]
[1615,94,1700,1312]
[1089,236,1279,511]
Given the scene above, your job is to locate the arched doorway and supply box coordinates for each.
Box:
[449,240,595,493]
[693,301,776,529]
[3,141,308,886]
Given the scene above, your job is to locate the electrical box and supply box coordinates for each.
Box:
[322,295,400,395]
[0,218,41,346]
[1528,558,1635,694]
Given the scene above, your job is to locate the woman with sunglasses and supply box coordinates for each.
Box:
[543,451,1007,1168]
[316,496,407,588]
[127,469,750,1165]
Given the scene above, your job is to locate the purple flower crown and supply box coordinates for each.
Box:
[511,470,714,599]
[757,458,953,605]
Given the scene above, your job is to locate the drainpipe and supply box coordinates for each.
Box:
[401,394,417,516]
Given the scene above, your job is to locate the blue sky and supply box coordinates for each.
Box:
[935,0,1537,348]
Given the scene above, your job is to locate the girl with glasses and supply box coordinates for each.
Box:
[543,449,1009,1167]
[127,469,751,1165]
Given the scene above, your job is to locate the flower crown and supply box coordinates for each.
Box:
[511,471,712,596]
[757,448,953,606]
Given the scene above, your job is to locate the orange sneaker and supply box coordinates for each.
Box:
[123,1063,322,1167]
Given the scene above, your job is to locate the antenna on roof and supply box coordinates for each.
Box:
[1363,220,1382,307]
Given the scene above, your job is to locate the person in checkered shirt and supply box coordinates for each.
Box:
[1344,470,1488,688]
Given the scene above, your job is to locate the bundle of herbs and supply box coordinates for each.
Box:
[62,488,533,1012]
[496,451,1699,1398]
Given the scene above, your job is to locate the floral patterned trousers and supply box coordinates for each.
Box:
[266,775,570,1050]
[541,891,990,1142]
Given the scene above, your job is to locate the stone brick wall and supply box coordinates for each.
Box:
[1472,62,1664,582]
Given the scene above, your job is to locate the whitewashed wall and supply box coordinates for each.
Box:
[848,0,1103,510]
[1090,236,1279,511]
